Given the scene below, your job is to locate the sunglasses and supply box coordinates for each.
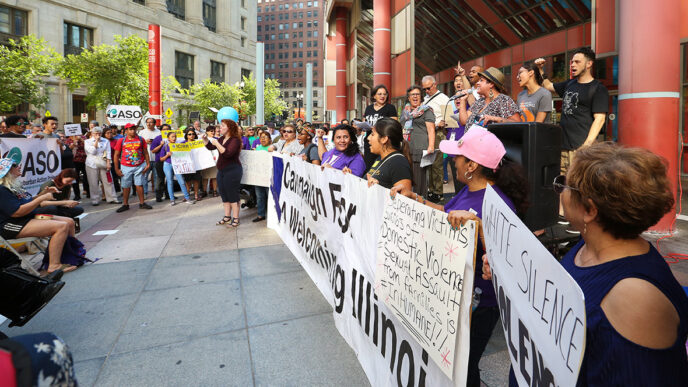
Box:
[552,175,579,194]
[11,163,18,168]
[283,130,294,134]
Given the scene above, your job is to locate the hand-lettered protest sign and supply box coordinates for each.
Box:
[63,124,82,137]
[374,194,477,380]
[239,150,272,187]
[482,185,586,387]
[169,140,215,174]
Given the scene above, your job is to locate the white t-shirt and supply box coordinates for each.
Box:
[424,91,458,127]
[138,128,161,159]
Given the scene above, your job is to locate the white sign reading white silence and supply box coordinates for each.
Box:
[482,185,586,387]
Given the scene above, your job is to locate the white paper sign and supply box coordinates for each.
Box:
[420,150,437,168]
[374,194,476,379]
[106,105,143,126]
[240,150,272,187]
[482,185,586,387]
[63,124,82,137]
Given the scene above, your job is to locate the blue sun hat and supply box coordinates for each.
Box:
[0,158,15,179]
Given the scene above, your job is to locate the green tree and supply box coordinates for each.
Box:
[240,73,288,119]
[175,79,244,123]
[59,35,176,111]
[0,35,61,112]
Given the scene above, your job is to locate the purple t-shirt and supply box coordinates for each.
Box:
[160,142,172,164]
[321,149,366,177]
[251,138,261,149]
[150,135,164,162]
[444,185,515,308]
[241,136,250,150]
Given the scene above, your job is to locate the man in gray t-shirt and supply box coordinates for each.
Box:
[516,86,552,123]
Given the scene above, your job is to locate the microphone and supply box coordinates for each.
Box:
[448,87,475,101]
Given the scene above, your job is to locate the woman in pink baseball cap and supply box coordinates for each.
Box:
[392,126,529,387]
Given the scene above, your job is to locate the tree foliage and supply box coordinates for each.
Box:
[0,35,61,112]
[175,79,244,123]
[58,35,151,110]
[240,73,288,119]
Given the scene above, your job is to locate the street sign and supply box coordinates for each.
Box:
[45,111,52,117]
[165,108,173,118]
[165,119,172,125]
[80,113,88,123]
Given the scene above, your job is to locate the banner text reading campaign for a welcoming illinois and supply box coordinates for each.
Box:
[269,156,477,386]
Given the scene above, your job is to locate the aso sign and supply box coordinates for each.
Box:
[0,138,61,195]
[106,105,143,126]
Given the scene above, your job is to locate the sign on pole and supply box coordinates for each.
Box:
[106,105,143,126]
[482,185,586,387]
[80,113,88,123]
[165,108,173,118]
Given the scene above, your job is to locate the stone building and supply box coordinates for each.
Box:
[0,0,256,124]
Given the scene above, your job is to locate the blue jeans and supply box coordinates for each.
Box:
[143,163,157,195]
[255,186,268,218]
[163,162,190,200]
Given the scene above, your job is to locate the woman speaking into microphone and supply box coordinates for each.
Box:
[203,119,243,227]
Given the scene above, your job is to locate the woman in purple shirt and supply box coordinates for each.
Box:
[392,126,529,387]
[315,124,366,177]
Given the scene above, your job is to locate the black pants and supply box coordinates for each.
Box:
[109,163,121,193]
[72,162,89,199]
[467,306,500,387]
[39,205,84,219]
[154,161,168,200]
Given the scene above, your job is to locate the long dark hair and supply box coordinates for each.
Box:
[374,118,412,167]
[221,119,241,139]
[370,84,390,104]
[53,168,78,188]
[476,158,529,217]
[522,62,544,86]
[332,125,360,157]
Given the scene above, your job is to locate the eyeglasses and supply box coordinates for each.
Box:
[408,93,421,97]
[422,87,432,91]
[552,175,579,194]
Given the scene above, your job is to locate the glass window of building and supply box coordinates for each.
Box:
[167,0,185,20]
[210,60,225,84]
[241,16,246,31]
[203,0,216,32]
[0,6,28,43]
[175,51,194,89]
[63,22,93,56]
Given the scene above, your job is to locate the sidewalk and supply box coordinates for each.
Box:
[2,192,686,386]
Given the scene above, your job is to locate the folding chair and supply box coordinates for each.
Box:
[0,236,46,276]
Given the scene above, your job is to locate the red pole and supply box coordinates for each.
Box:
[335,8,348,121]
[148,24,162,126]
[373,0,392,90]
[617,0,680,232]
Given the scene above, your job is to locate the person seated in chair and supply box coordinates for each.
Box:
[0,158,78,274]
[38,168,84,219]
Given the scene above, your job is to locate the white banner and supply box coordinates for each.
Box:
[374,194,476,380]
[0,138,61,195]
[482,185,586,387]
[270,156,476,386]
[240,150,272,187]
[106,105,143,126]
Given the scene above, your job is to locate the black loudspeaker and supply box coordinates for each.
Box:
[487,122,562,231]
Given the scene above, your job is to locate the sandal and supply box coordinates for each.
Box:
[48,264,77,274]
[216,216,232,226]
[230,218,240,227]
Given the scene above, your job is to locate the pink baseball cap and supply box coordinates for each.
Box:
[439,127,506,169]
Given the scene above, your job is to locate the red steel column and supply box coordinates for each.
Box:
[335,7,348,121]
[373,0,392,89]
[148,24,162,126]
[617,0,680,232]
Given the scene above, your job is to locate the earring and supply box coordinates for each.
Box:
[488,89,494,99]
[464,171,473,180]
[583,222,587,235]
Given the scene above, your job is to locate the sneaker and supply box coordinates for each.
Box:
[139,203,153,209]
[557,216,570,225]
[170,200,177,206]
[252,216,266,223]
[565,228,581,235]
[92,202,100,206]
[108,200,122,204]
[116,204,130,213]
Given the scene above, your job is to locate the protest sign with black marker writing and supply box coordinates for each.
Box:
[374,194,477,380]
[482,185,586,387]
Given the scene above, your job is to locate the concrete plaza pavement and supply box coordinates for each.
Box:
[3,188,687,386]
